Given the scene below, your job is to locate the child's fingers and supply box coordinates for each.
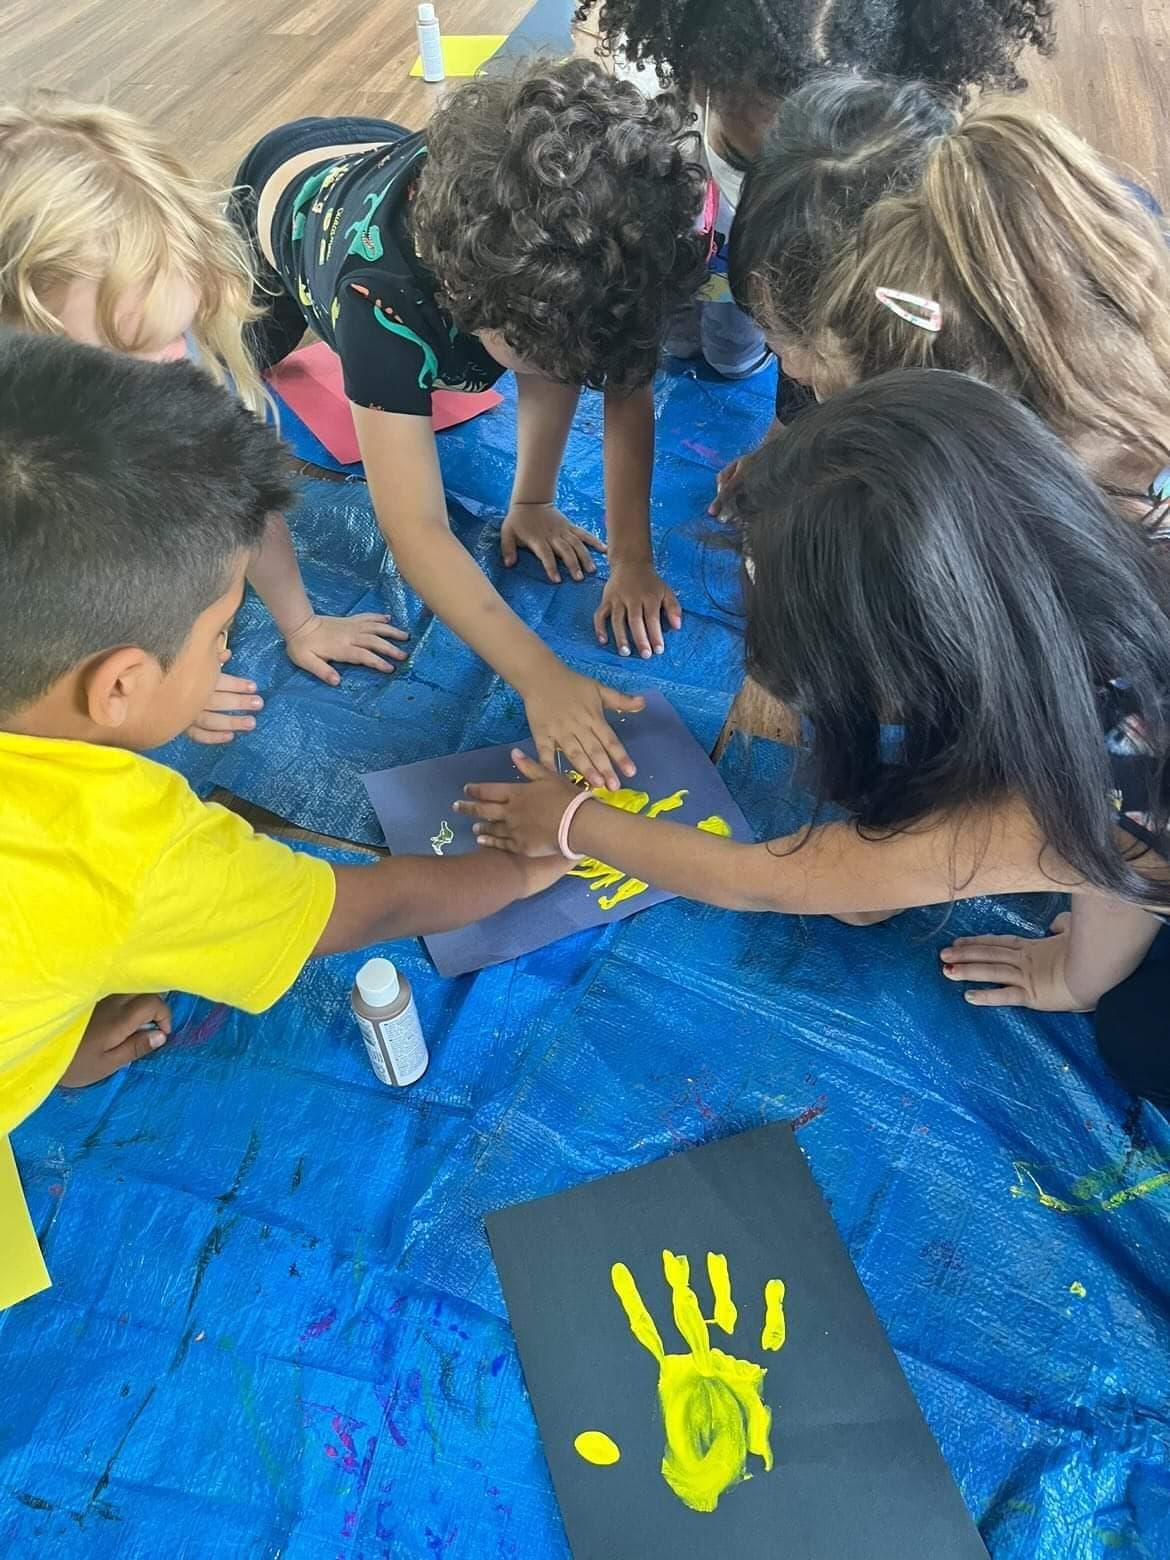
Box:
[609,600,632,657]
[562,731,615,791]
[572,526,606,555]
[664,587,683,632]
[194,709,256,733]
[462,782,515,803]
[502,531,519,567]
[118,993,173,1035]
[941,935,1023,958]
[567,533,597,577]
[593,599,613,648]
[598,686,646,717]
[357,633,409,662]
[363,620,412,644]
[457,799,508,822]
[962,986,1027,1008]
[552,534,585,583]
[511,750,557,781]
[627,604,654,660]
[189,727,238,746]
[941,958,1024,986]
[104,1027,169,1073]
[347,647,399,674]
[475,833,520,853]
[592,717,636,781]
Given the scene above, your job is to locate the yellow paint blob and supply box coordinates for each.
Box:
[1069,1281,1087,1298]
[608,1250,785,1514]
[564,776,730,912]
[761,1278,786,1351]
[574,1430,621,1466]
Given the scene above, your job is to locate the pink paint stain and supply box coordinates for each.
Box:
[47,1183,64,1198]
[300,1306,338,1343]
[375,1382,409,1448]
[791,1093,829,1130]
[175,1004,230,1049]
[681,438,720,463]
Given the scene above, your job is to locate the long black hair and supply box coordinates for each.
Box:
[731,369,1170,903]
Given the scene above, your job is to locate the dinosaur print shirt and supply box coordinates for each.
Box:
[271,130,505,414]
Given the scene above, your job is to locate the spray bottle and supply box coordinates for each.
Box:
[416,4,446,83]
[350,957,430,1087]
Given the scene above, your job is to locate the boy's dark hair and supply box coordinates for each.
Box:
[731,369,1170,908]
[0,330,293,719]
[728,74,955,338]
[413,58,708,389]
[577,0,1054,105]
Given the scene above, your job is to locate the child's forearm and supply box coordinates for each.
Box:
[315,851,552,956]
[603,385,655,562]
[1065,894,1161,1006]
[246,512,315,639]
[565,796,1074,915]
[511,376,581,504]
[394,522,563,692]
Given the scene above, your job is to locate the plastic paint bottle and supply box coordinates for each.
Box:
[416,4,445,83]
[350,957,430,1087]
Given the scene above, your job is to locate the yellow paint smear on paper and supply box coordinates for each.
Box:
[565,775,730,911]
[409,35,507,78]
[761,1278,786,1351]
[599,1250,785,1513]
[574,1430,621,1465]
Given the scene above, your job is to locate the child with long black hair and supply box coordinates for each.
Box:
[457,371,1170,1104]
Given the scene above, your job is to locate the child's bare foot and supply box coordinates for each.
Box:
[60,994,172,1088]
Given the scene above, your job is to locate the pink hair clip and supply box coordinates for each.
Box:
[875,287,942,333]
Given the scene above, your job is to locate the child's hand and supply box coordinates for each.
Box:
[940,913,1093,1010]
[501,502,606,583]
[61,994,171,1088]
[520,668,644,790]
[518,851,574,895]
[285,612,410,685]
[594,561,683,658]
[709,455,745,518]
[457,751,585,856]
[188,658,265,745]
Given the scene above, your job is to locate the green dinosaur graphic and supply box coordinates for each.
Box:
[290,165,335,243]
[371,301,439,391]
[345,183,394,262]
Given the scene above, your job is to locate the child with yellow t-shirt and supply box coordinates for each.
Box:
[0,331,566,1310]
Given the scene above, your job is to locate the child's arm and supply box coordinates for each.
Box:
[352,404,643,791]
[248,512,410,685]
[314,848,567,956]
[457,752,1090,914]
[940,895,1162,1010]
[501,375,605,582]
[595,384,682,659]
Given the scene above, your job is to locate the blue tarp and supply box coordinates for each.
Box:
[3,361,1169,1559]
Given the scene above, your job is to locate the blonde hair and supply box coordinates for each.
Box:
[0,97,265,414]
[811,102,1170,488]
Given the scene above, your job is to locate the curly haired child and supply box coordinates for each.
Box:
[0,98,406,744]
[231,59,709,793]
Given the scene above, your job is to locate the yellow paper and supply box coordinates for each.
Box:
[0,1136,51,1310]
[410,35,507,78]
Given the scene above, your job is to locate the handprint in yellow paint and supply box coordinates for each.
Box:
[574,1250,786,1513]
[565,774,731,911]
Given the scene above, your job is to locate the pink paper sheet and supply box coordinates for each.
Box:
[267,340,503,465]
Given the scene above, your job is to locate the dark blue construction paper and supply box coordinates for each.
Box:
[363,690,752,976]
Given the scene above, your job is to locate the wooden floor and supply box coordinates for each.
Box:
[5,0,1169,830]
[4,0,1169,192]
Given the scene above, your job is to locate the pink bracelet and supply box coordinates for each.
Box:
[557,790,592,862]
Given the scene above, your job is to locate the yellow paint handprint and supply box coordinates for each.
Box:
[574,1250,786,1513]
[565,774,731,911]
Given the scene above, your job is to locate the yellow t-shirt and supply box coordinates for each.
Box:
[0,732,336,1309]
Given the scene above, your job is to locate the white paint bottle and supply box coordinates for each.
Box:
[350,957,430,1087]
[416,4,446,83]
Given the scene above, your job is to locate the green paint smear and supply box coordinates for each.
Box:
[1012,1152,1170,1216]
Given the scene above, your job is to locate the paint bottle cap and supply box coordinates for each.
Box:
[356,957,401,1008]
[417,3,436,20]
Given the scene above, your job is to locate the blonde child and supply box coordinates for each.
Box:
[728,85,1170,514]
[0,98,407,744]
[457,371,1170,1106]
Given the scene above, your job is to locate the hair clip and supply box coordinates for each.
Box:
[875,288,942,333]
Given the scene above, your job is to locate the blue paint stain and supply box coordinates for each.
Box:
[489,1354,506,1377]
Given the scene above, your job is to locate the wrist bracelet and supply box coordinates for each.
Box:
[557,791,592,862]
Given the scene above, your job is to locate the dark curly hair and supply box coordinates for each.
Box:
[412,58,708,389]
[576,0,1055,104]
